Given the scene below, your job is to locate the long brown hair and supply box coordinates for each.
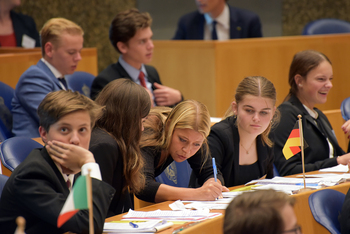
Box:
[285,50,331,102]
[141,100,211,167]
[224,76,279,147]
[95,79,151,193]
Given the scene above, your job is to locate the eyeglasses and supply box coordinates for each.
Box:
[283,224,302,234]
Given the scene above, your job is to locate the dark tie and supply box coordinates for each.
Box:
[66,177,71,189]
[212,20,218,40]
[58,77,68,90]
[138,71,147,88]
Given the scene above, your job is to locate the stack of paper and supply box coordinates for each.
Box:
[122,209,222,221]
[104,220,173,233]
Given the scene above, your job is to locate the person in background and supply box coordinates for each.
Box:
[274,50,350,176]
[0,0,40,47]
[136,100,229,203]
[173,0,262,40]
[11,17,83,138]
[91,8,182,107]
[87,78,151,217]
[224,190,301,234]
[192,76,279,188]
[0,90,115,234]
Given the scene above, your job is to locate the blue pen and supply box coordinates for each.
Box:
[129,222,138,228]
[212,158,218,182]
[296,183,319,186]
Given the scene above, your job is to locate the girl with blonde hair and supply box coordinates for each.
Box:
[137,100,228,203]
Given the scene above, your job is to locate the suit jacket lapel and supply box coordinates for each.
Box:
[115,62,132,80]
[37,60,66,90]
[228,6,241,39]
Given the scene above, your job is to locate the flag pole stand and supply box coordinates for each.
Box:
[293,115,315,194]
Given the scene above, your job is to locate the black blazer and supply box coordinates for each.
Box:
[0,147,115,234]
[90,62,161,100]
[201,116,274,187]
[273,95,343,176]
[10,11,40,47]
[173,4,262,40]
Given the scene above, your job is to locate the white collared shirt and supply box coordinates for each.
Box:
[41,58,67,90]
[204,4,230,40]
[303,104,334,158]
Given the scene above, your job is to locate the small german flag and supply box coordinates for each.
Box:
[282,121,308,160]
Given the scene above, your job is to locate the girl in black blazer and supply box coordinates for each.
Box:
[274,50,350,176]
[198,76,279,187]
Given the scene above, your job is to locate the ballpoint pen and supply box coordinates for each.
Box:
[129,222,138,228]
[212,157,218,182]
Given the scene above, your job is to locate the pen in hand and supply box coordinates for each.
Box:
[212,157,218,182]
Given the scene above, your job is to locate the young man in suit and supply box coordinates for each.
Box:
[173,0,262,40]
[11,18,84,138]
[90,9,182,107]
[0,90,115,234]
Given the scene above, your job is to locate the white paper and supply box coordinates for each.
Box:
[21,34,36,48]
[319,164,349,173]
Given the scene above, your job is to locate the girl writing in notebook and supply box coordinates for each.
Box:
[137,100,228,203]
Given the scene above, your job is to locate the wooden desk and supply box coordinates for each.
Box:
[151,34,350,116]
[105,172,350,234]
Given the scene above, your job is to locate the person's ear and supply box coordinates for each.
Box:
[117,41,128,54]
[231,101,237,115]
[294,74,303,88]
[44,42,54,58]
[39,126,48,144]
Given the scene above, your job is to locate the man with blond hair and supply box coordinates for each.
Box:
[11,18,84,138]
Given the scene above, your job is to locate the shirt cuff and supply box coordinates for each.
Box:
[81,162,102,181]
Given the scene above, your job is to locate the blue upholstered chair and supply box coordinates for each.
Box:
[0,81,15,142]
[0,174,9,199]
[273,164,280,177]
[65,71,95,97]
[155,160,192,188]
[302,19,350,35]
[0,137,43,172]
[341,96,350,121]
[309,189,345,234]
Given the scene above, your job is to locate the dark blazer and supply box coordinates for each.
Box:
[173,5,262,40]
[11,60,69,138]
[10,10,40,47]
[273,95,343,176]
[137,146,224,203]
[202,116,273,187]
[0,147,115,234]
[88,128,133,217]
[90,62,161,100]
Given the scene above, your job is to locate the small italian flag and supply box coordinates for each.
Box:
[57,175,89,228]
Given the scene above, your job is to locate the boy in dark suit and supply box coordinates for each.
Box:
[173,0,262,40]
[91,9,182,107]
[0,90,115,234]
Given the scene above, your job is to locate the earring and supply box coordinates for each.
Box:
[298,84,302,87]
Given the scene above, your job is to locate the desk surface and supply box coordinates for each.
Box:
[104,171,350,234]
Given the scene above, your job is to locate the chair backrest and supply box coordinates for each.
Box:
[309,189,345,234]
[273,164,280,177]
[302,18,350,35]
[65,71,95,97]
[0,81,15,142]
[0,137,43,171]
[155,160,192,188]
[341,97,350,121]
[0,174,9,199]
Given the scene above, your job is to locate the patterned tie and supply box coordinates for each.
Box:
[58,77,68,90]
[212,20,218,40]
[138,71,147,88]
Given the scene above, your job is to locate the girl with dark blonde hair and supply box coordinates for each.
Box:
[193,76,279,187]
[137,100,228,203]
[89,78,151,217]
